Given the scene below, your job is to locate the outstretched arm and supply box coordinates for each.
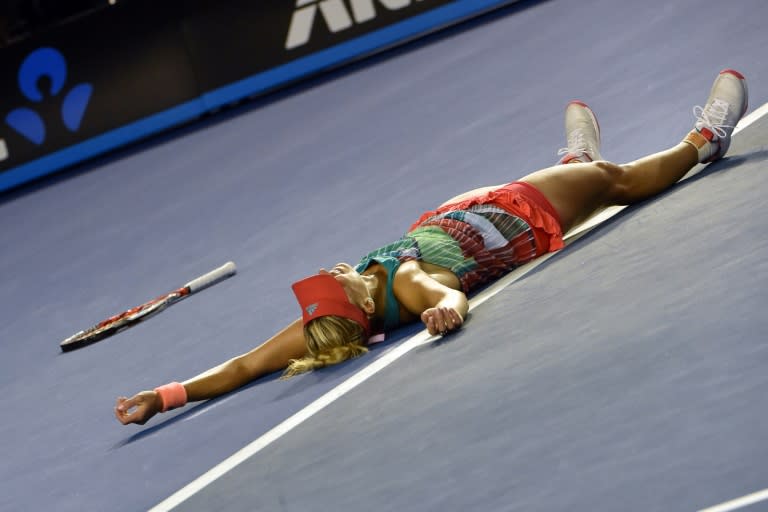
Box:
[115,319,307,425]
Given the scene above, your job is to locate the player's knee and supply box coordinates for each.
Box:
[594,161,629,201]
[594,160,624,178]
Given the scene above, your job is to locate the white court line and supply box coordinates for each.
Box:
[149,103,768,512]
[736,101,768,131]
[698,488,768,512]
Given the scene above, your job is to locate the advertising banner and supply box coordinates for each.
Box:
[184,0,518,109]
[183,0,457,99]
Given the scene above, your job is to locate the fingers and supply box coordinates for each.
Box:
[421,307,464,336]
[114,394,148,425]
[115,396,135,424]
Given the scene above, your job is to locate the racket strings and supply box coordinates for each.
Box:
[91,289,186,332]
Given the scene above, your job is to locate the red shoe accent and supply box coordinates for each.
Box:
[699,127,715,141]
[720,68,745,80]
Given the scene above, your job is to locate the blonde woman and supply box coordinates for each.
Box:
[116,70,747,426]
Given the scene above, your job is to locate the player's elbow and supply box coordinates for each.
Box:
[229,355,260,386]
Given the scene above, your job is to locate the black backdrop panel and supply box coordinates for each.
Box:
[181,0,457,94]
[0,0,200,173]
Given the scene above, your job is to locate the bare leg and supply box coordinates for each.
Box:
[520,142,698,233]
[527,70,748,234]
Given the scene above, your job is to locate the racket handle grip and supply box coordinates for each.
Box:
[185,261,237,293]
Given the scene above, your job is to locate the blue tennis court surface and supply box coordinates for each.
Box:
[1,1,767,511]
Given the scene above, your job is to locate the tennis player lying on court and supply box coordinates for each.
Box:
[116,69,748,426]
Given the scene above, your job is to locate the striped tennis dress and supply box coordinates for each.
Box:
[357,182,563,293]
[356,181,565,295]
[357,204,536,294]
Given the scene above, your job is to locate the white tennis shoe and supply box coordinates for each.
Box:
[557,100,603,164]
[684,69,748,163]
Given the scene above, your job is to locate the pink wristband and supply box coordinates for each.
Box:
[154,382,188,412]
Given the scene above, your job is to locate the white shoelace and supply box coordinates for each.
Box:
[557,129,597,159]
[693,98,731,138]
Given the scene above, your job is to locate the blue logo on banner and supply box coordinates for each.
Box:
[5,47,93,145]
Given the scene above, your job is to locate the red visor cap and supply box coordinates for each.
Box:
[291,274,370,334]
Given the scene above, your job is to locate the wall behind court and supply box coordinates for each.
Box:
[0,0,520,193]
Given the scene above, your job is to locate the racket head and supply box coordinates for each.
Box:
[59,292,181,352]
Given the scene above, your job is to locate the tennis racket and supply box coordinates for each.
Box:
[60,261,237,352]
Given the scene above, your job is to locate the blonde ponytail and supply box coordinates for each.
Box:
[282,316,368,379]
